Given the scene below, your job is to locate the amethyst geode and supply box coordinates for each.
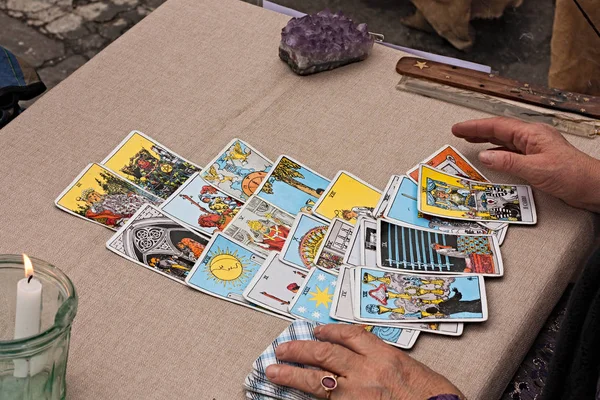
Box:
[279,10,375,75]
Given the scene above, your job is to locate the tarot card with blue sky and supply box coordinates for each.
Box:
[355,267,487,323]
[255,155,330,216]
[288,268,339,324]
[280,213,328,270]
[185,232,265,307]
[201,138,272,201]
[159,173,243,235]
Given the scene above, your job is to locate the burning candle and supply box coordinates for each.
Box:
[13,254,42,377]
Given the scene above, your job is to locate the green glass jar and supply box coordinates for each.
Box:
[0,255,77,400]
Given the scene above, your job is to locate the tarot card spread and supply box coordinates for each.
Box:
[312,171,381,224]
[106,204,210,283]
[280,213,328,270]
[314,218,353,272]
[255,155,330,216]
[223,196,294,257]
[160,173,244,235]
[102,131,200,199]
[418,165,537,224]
[55,163,162,230]
[355,267,487,323]
[201,139,273,201]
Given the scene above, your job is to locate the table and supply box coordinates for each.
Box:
[1,0,598,398]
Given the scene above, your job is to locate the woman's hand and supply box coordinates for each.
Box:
[265,324,463,400]
[452,117,600,213]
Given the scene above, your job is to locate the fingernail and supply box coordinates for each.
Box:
[314,326,322,336]
[275,344,287,357]
[479,150,494,165]
[266,365,279,380]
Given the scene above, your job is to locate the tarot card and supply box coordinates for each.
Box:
[314,218,353,272]
[55,163,162,230]
[333,267,463,336]
[312,171,381,224]
[102,130,200,199]
[255,155,330,216]
[280,213,328,270]
[343,217,365,266]
[243,253,307,319]
[383,176,491,236]
[223,196,295,257]
[288,267,339,324]
[360,218,378,267]
[106,204,210,283]
[378,219,503,276]
[159,173,243,235]
[185,232,266,308]
[418,164,537,224]
[373,175,402,219]
[201,138,273,201]
[407,145,487,184]
[354,267,488,323]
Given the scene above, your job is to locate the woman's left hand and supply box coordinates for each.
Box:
[266,324,463,400]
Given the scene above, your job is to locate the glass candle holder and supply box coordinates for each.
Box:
[0,255,77,400]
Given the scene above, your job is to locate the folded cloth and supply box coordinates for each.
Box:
[0,46,46,128]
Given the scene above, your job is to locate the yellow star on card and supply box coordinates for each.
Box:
[414,61,429,70]
[309,285,333,309]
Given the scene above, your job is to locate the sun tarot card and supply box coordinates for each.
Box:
[418,164,537,224]
[255,155,330,216]
[407,145,487,184]
[354,267,487,323]
[312,171,381,224]
[360,218,378,267]
[102,131,200,199]
[314,218,353,272]
[373,175,402,219]
[201,139,273,201]
[336,266,463,336]
[223,196,295,257]
[159,172,243,235]
[106,204,210,283]
[243,253,307,319]
[288,267,339,324]
[185,232,266,308]
[55,163,162,230]
[378,219,503,276]
[280,213,328,270]
[384,176,491,236]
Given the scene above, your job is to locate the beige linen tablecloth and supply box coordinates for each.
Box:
[1,0,599,398]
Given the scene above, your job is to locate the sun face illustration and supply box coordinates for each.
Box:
[308,285,334,309]
[203,247,253,288]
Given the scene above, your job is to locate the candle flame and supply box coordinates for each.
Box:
[22,254,34,278]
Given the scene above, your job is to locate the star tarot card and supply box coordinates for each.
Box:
[106,204,210,283]
[354,267,487,323]
[201,139,272,201]
[383,176,491,236]
[373,175,402,219]
[378,219,503,276]
[243,252,307,319]
[102,131,200,199]
[312,171,381,224]
[159,173,243,235]
[418,164,537,224]
[185,232,266,308]
[255,155,330,216]
[314,218,353,272]
[407,145,486,184]
[55,163,162,230]
[279,213,328,270]
[223,196,295,257]
[288,267,339,324]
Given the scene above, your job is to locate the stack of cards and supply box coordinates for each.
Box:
[56,134,538,398]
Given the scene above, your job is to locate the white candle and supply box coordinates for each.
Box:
[13,254,42,378]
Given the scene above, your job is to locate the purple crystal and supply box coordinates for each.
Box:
[321,376,337,390]
[279,10,375,75]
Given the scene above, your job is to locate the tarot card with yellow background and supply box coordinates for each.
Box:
[418,164,537,224]
[54,163,162,230]
[312,171,381,225]
[102,131,201,199]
